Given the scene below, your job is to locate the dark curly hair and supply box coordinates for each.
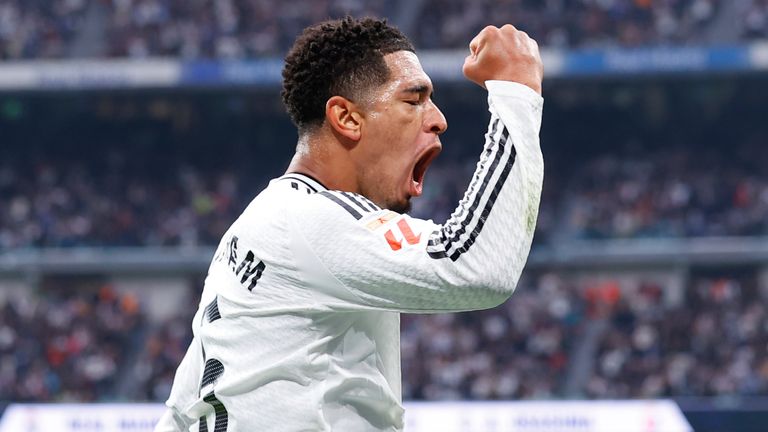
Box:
[281,17,415,131]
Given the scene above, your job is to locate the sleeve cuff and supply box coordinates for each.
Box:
[485,80,543,104]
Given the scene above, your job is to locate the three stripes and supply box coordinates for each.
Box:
[426,117,516,261]
[310,116,517,262]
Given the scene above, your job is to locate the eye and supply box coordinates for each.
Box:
[405,100,420,106]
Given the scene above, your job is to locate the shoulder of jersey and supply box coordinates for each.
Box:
[275,174,389,220]
[314,190,386,221]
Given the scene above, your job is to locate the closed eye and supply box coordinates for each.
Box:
[401,83,433,106]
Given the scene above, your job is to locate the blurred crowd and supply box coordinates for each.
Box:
[104,0,393,58]
[2,135,766,250]
[126,283,199,402]
[4,0,768,60]
[587,274,768,398]
[562,144,768,239]
[0,0,90,59]
[414,0,720,50]
[744,0,768,39]
[0,1,766,408]
[0,281,142,401]
[401,273,584,400]
[3,271,765,403]
[0,153,243,249]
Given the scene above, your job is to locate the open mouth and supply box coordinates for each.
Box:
[410,145,441,197]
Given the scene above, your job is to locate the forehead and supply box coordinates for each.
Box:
[382,51,432,91]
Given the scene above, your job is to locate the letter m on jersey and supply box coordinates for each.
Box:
[384,218,421,251]
[235,250,266,291]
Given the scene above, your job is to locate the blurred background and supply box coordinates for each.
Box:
[0,0,767,431]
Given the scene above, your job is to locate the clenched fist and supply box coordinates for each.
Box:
[462,25,543,94]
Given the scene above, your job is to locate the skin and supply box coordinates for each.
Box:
[286,24,543,213]
[462,24,543,93]
[286,51,447,213]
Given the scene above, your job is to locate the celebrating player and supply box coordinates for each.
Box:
[156,17,544,431]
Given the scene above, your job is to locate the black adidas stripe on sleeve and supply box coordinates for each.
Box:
[427,117,517,261]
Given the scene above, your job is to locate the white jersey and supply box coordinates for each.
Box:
[156,81,544,432]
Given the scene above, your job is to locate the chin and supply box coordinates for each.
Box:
[389,199,411,214]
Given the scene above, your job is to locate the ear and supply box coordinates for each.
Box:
[325,96,363,142]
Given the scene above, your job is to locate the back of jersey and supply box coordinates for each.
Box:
[158,173,404,431]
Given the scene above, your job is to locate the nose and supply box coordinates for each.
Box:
[426,100,448,135]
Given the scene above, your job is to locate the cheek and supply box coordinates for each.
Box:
[388,115,422,150]
[364,109,422,170]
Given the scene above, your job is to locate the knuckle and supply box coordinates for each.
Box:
[481,25,500,38]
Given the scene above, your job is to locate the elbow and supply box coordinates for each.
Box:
[485,288,514,309]
[472,277,518,309]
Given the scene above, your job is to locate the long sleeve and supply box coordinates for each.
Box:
[290,81,544,313]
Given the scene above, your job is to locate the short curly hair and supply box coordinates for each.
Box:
[281,17,415,131]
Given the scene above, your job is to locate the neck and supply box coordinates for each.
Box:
[285,129,359,193]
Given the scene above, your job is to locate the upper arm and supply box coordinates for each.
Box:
[288,191,508,313]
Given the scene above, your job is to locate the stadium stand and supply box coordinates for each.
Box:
[401,272,584,400]
[104,0,394,58]
[561,141,768,239]
[124,281,200,402]
[2,105,765,250]
[3,271,766,403]
[1,6,768,432]
[2,0,761,59]
[0,150,243,248]
[412,0,722,50]
[2,136,766,250]
[0,0,90,59]
[743,0,768,40]
[586,272,768,398]
[0,279,143,401]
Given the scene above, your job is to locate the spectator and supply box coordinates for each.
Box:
[0,0,89,59]
[0,281,144,401]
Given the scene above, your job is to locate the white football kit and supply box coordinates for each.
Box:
[156,81,544,431]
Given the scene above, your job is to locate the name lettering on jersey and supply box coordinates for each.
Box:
[384,218,421,251]
[235,250,265,291]
[214,235,266,292]
[227,235,239,269]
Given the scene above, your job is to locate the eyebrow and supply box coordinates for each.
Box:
[402,84,433,97]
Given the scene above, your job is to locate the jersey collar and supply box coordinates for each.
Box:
[279,172,328,193]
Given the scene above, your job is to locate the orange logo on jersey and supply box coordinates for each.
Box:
[384,218,421,251]
[366,211,398,230]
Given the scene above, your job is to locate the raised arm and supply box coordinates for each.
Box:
[289,25,545,313]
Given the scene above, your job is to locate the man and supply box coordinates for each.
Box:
[156,16,543,431]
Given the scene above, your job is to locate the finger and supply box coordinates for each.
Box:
[500,23,517,32]
[468,34,481,58]
[470,25,499,57]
